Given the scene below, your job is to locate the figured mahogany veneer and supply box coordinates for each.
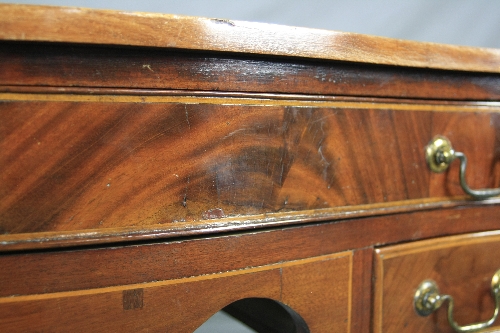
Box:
[1,95,499,235]
[1,4,500,333]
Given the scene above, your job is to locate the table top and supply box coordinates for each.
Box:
[1,3,500,73]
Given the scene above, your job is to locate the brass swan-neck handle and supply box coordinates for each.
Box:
[414,269,500,332]
[425,136,500,200]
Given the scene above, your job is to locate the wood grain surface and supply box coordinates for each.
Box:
[2,42,500,100]
[1,95,499,237]
[374,231,500,333]
[0,252,351,333]
[1,204,499,297]
[2,4,500,332]
[350,247,374,333]
[1,4,500,73]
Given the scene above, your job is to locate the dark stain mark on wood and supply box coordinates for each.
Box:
[123,288,144,310]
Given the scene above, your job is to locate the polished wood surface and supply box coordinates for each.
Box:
[2,204,499,297]
[2,42,500,100]
[350,248,374,333]
[1,4,500,332]
[0,252,351,332]
[374,231,500,333]
[3,197,497,251]
[1,4,500,72]
[1,95,499,240]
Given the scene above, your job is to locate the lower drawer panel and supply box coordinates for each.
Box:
[0,251,352,332]
[374,231,500,333]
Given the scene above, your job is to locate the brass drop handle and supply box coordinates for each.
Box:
[414,269,500,332]
[425,136,500,200]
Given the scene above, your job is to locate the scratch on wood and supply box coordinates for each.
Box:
[202,208,225,220]
[182,177,190,208]
[211,18,235,26]
[225,128,247,138]
[185,106,191,129]
[318,145,331,183]
[142,64,154,72]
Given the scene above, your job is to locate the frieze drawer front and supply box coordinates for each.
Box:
[1,95,499,237]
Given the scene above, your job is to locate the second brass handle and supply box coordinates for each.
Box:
[414,269,500,332]
[425,136,500,200]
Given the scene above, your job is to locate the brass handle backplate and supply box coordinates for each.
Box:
[425,136,500,200]
[414,269,500,332]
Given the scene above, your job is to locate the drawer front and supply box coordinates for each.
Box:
[1,93,500,242]
[374,231,500,333]
[0,245,352,332]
